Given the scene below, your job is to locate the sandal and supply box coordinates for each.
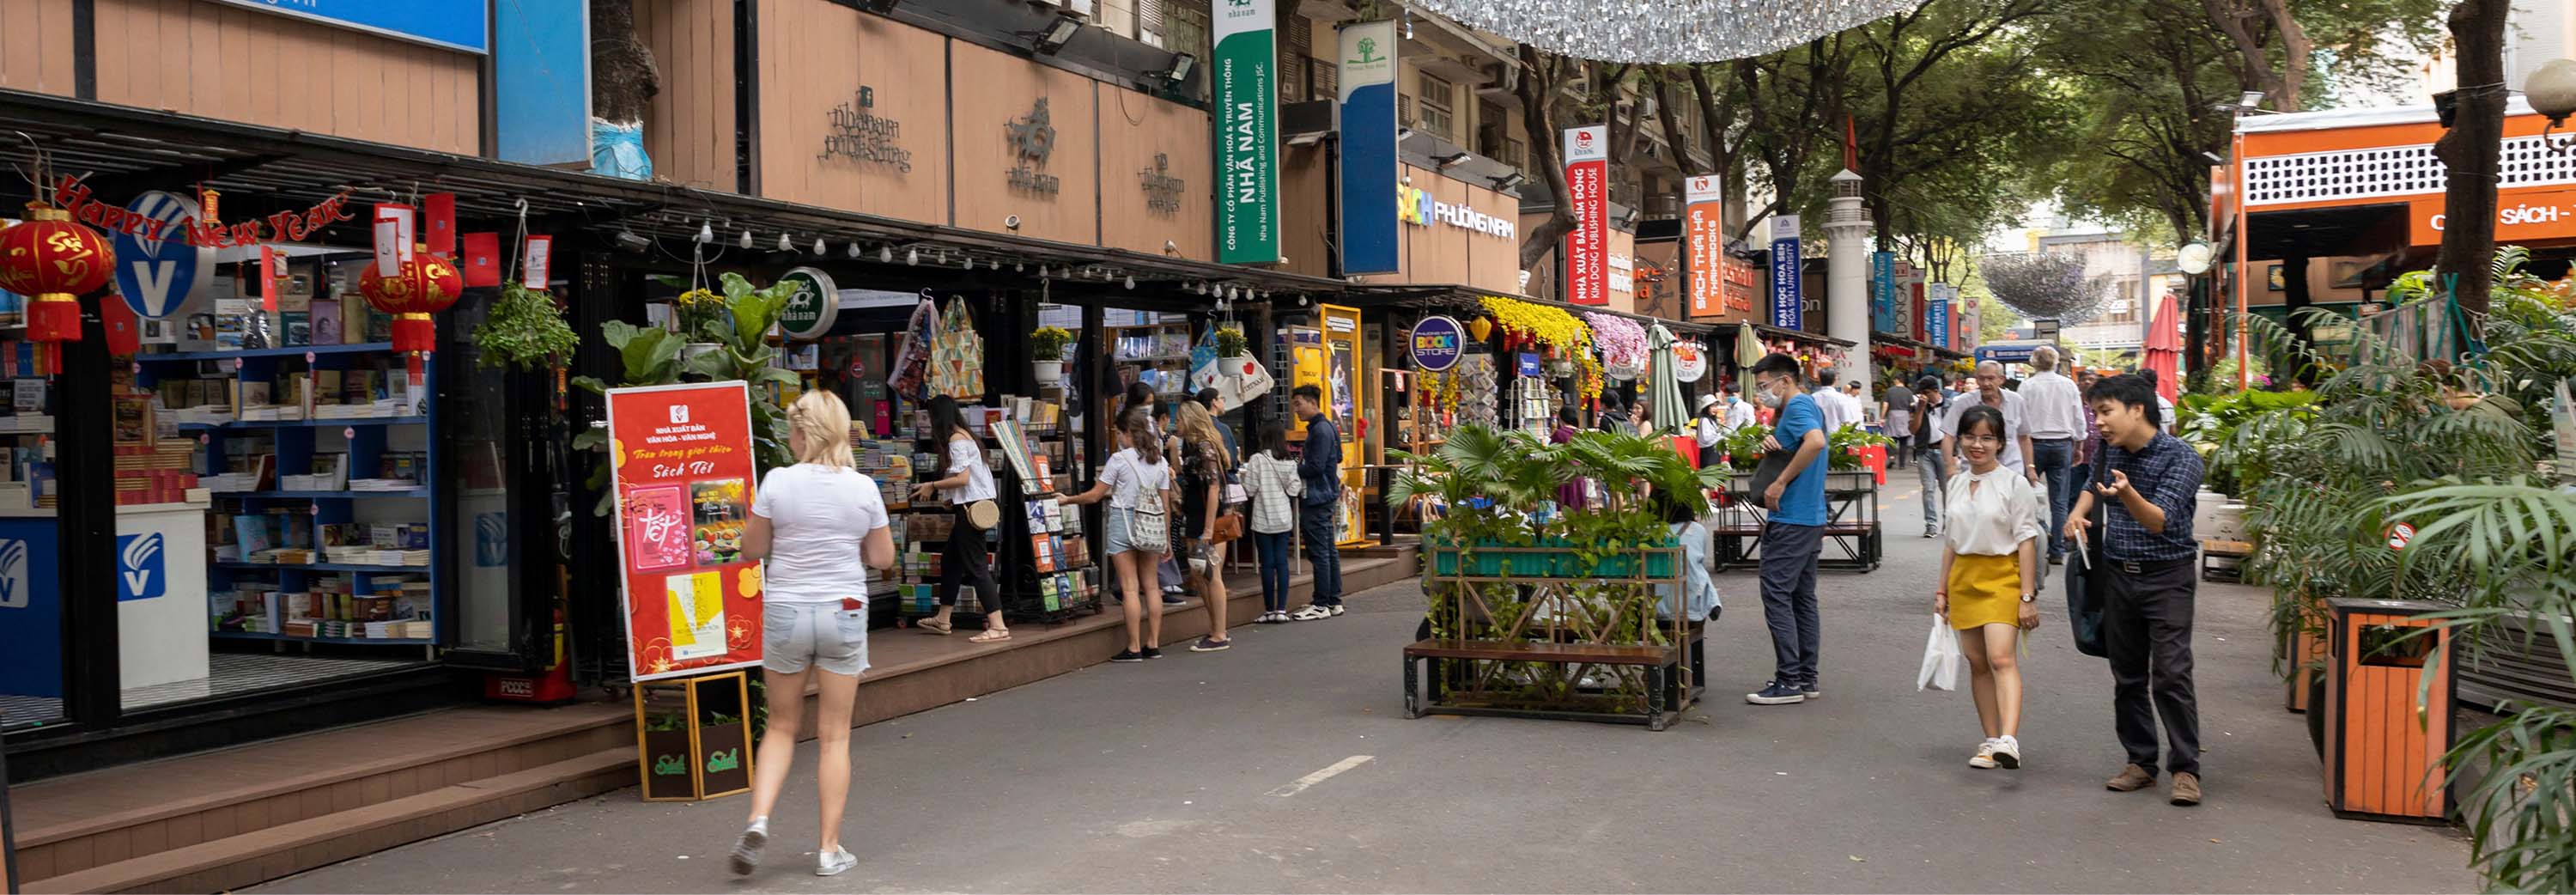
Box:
[916,618,953,635]
[969,629,1012,643]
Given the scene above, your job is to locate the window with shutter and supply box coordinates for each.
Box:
[1398,94,1413,128]
[1417,73,1455,140]
[1311,59,1337,101]
[1138,0,1165,47]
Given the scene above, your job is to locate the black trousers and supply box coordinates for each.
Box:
[940,505,1000,615]
[2105,556,2199,776]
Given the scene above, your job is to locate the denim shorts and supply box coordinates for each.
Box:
[1104,507,1135,556]
[762,601,869,676]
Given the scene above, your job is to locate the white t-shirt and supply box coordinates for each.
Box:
[1813,387,1855,432]
[2019,371,2087,440]
[941,436,997,504]
[750,463,889,605]
[1098,448,1170,509]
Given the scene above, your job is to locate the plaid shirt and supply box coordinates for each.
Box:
[2099,432,2203,562]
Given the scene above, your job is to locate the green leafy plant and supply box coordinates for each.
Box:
[683,272,800,476]
[705,711,740,727]
[2176,388,2316,496]
[1826,425,1890,471]
[644,713,686,732]
[1716,423,1772,472]
[471,282,580,371]
[1030,326,1074,362]
[1213,325,1249,358]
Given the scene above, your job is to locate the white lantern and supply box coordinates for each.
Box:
[2528,58,2576,125]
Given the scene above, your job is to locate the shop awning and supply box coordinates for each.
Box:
[1338,283,1718,336]
[0,89,1349,299]
[1744,322,1851,347]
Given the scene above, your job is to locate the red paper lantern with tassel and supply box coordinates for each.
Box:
[356,246,463,385]
[0,202,114,374]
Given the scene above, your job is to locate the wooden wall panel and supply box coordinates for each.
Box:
[0,0,79,96]
[755,0,948,220]
[948,40,1097,246]
[87,0,478,155]
[638,0,737,192]
[1097,86,1212,262]
[1279,144,1334,278]
[1467,182,1521,295]
[1407,167,1470,286]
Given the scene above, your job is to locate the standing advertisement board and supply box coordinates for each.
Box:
[605,382,764,682]
[1214,0,1280,265]
[1336,21,1399,275]
[1683,174,1726,317]
[1768,215,1803,329]
[1869,251,1895,333]
[1562,125,1610,306]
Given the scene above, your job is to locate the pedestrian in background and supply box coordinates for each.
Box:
[1193,387,1239,460]
[1813,368,1856,433]
[1661,494,1722,624]
[1943,361,2033,476]
[1151,402,1188,606]
[1059,417,1176,662]
[731,391,894,879]
[1553,407,1589,509]
[1911,376,1952,538]
[1596,392,1629,435]
[1694,393,1728,469]
[1720,382,1755,434]
[1882,378,1914,470]
[910,395,1007,642]
[1746,352,1829,705]
[1291,384,1346,620]
[1241,425,1303,624]
[2136,368,2178,435]
[1935,404,2045,770]
[1174,399,1238,652]
[2064,373,2207,807]
[2020,346,2087,565]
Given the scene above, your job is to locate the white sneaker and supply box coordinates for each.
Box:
[1993,734,2022,770]
[1291,604,1333,621]
[1968,739,2002,770]
[817,846,857,877]
[1328,605,1346,616]
[728,817,768,875]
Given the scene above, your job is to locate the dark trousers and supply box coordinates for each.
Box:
[1299,502,1343,606]
[1758,521,1825,686]
[2105,557,2200,776]
[1889,435,1911,468]
[1252,530,1293,612]
[939,506,999,614]
[2032,438,2077,558]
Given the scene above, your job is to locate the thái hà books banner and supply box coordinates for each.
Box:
[607,382,763,682]
[1215,0,1280,265]
[1563,125,1609,306]
[1336,20,1399,275]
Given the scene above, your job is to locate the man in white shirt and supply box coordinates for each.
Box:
[1722,384,1755,432]
[1944,360,2033,476]
[2019,346,2087,563]
[1813,368,1856,432]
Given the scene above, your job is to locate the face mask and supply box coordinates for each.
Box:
[1754,389,1783,409]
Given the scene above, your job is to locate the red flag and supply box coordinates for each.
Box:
[423,192,457,258]
[461,233,501,287]
[1844,115,1859,171]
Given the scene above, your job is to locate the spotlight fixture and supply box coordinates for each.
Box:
[738,230,754,249]
[613,228,652,253]
[777,233,794,252]
[1153,52,1195,85]
[1027,12,1082,55]
[1437,152,1473,168]
[906,248,919,265]
[1494,172,1528,191]
[696,221,715,244]
[879,246,894,264]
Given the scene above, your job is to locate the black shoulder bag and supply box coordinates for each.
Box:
[2064,449,2111,657]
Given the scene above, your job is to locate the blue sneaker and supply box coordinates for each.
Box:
[1745,681,1807,705]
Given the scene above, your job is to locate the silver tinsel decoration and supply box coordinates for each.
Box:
[1979,252,2113,324]
[1407,0,1927,64]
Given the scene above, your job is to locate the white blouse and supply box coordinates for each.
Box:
[1942,464,2045,557]
[941,436,998,504]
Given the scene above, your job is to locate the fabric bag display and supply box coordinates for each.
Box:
[1918,614,1963,691]
[1123,465,1172,556]
[887,298,937,398]
[928,296,987,399]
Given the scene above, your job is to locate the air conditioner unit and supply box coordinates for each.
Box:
[1028,0,1093,17]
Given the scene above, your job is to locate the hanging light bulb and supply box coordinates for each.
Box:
[777,233,793,252]
[1015,261,1025,272]
[696,221,715,244]
[961,253,974,270]
[847,241,862,259]
[738,229,754,249]
[905,247,919,265]
[987,259,999,271]
[878,245,894,264]
[1123,274,1135,289]
[812,236,826,254]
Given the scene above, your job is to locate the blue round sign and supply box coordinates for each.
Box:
[111,191,215,320]
[1409,314,1466,372]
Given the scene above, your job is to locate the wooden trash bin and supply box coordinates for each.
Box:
[2321,598,2454,824]
[634,670,756,802]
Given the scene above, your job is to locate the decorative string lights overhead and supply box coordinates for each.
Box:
[1403,0,1922,64]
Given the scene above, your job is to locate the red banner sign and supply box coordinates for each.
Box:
[54,175,353,248]
[1563,125,1609,306]
[1685,174,1725,318]
[607,382,763,682]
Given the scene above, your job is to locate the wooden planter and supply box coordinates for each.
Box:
[1425,537,1680,579]
[1406,543,1697,729]
[2282,592,2330,714]
[634,670,756,802]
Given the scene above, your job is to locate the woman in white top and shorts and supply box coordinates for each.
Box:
[730,391,892,879]
[911,395,1007,642]
[1060,417,1175,662]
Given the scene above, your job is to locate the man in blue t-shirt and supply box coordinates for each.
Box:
[1747,352,1831,705]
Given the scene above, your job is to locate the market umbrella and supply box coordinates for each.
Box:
[2143,292,2181,401]
[1732,320,1763,388]
[1649,324,1687,435]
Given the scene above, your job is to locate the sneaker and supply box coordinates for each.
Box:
[1162,585,1186,595]
[816,847,856,877]
[2169,771,2202,806]
[2105,763,2154,792]
[2049,554,2066,566]
[1923,528,1941,539]
[1744,681,1806,704]
[1189,636,1231,652]
[728,818,768,875]
[1800,682,1821,698]
[1992,734,2022,770]
[1109,649,1146,663]
[1266,611,1289,624]
[1142,647,1163,660]
[1329,604,1346,616]
[1161,598,1188,608]
[1291,604,1334,621]
[1968,739,2002,770]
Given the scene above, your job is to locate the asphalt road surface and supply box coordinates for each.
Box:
[257,480,2475,893]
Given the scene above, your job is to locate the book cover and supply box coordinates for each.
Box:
[309,298,343,345]
[234,514,276,553]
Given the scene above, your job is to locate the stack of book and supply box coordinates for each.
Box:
[112,443,200,505]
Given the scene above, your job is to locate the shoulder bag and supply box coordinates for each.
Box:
[1123,463,1172,556]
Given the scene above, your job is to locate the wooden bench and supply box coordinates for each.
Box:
[2202,539,2253,583]
[1403,637,1689,730]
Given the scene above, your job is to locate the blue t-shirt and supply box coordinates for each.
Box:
[1771,393,1829,527]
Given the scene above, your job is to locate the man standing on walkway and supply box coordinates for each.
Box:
[1290,385,1345,620]
[1881,377,1914,470]
[1747,353,1829,706]
[1943,361,2033,475]
[1813,368,1856,433]
[2064,373,2205,807]
[1909,375,1949,538]
[2020,347,2086,564]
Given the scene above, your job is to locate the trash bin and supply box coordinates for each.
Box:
[2321,597,2455,824]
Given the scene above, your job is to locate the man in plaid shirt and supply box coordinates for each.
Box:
[2065,373,2205,807]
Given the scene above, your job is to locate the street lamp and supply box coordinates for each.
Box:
[2176,242,2214,275]
[2526,58,2576,154]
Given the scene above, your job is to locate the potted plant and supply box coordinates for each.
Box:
[639,712,695,801]
[470,282,580,371]
[696,709,751,797]
[1030,326,1073,385]
[1213,324,1249,359]
[670,285,729,365]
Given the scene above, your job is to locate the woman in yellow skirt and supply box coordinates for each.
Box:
[1935,404,2044,770]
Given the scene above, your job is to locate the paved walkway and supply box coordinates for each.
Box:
[257,480,2475,893]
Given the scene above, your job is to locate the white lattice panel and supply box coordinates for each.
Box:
[2244,134,2576,207]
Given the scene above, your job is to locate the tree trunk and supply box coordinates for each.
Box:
[2434,0,2510,323]
[1517,46,1577,271]
[591,0,661,124]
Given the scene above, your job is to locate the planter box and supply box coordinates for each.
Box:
[633,670,756,802]
[1426,537,1680,579]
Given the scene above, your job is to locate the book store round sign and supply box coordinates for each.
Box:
[776,267,839,340]
[1409,315,1465,372]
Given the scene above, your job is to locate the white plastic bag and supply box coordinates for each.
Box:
[1918,614,1963,691]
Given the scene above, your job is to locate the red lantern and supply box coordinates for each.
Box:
[357,246,463,385]
[0,202,115,374]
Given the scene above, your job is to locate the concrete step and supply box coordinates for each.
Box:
[24,747,634,894]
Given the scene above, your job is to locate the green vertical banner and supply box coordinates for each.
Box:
[1215,0,1279,265]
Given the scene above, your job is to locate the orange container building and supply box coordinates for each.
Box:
[2320,597,2455,824]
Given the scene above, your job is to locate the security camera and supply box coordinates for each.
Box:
[1005,215,1024,230]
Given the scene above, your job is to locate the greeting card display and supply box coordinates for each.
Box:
[607,382,763,681]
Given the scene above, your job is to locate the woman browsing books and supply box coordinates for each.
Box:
[910,395,1007,643]
[1058,417,1176,662]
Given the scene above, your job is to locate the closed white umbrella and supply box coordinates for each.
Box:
[1649,324,1686,436]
